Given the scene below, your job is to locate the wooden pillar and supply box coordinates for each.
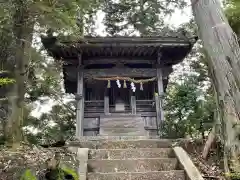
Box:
[155,94,161,130]
[104,86,110,114]
[157,69,164,118]
[76,54,84,137]
[104,96,109,114]
[156,52,165,134]
[131,96,136,114]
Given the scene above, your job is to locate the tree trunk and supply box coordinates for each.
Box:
[191,0,240,174]
[5,0,33,148]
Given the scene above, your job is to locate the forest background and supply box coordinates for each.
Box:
[0,1,240,176]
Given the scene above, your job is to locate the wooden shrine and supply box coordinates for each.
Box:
[41,35,197,137]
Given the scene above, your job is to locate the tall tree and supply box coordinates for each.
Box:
[103,0,187,35]
[191,0,240,175]
[0,0,101,148]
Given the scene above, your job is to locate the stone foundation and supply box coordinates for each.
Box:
[99,115,146,136]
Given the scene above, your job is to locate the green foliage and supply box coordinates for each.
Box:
[61,165,79,180]
[0,77,15,86]
[20,169,37,180]
[25,101,75,144]
[162,75,213,138]
[225,0,240,35]
[225,172,240,180]
[20,166,78,180]
[50,166,78,180]
[162,46,215,138]
[102,0,188,35]
[0,0,103,145]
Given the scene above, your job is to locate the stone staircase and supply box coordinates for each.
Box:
[68,136,203,180]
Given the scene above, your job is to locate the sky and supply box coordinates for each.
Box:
[31,5,193,117]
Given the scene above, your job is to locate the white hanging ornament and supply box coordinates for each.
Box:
[140,82,143,91]
[116,79,121,88]
[131,82,136,92]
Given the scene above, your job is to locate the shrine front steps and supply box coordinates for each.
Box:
[67,137,204,180]
[87,171,185,180]
[88,148,172,159]
[68,138,172,149]
[88,158,178,172]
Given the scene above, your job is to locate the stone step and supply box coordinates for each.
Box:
[88,158,178,173]
[68,139,173,149]
[89,148,173,159]
[87,170,185,180]
[99,127,146,136]
[74,136,160,141]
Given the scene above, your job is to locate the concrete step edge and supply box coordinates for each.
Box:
[88,148,174,159]
[68,136,162,142]
[68,139,173,149]
[89,148,172,151]
[88,158,178,173]
[88,157,177,161]
[88,170,184,175]
[68,147,173,154]
[68,139,173,144]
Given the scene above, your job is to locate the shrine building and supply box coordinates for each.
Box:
[41,35,197,137]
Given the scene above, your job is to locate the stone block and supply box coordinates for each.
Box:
[88,158,178,172]
[87,170,185,180]
[68,139,173,149]
[115,103,125,111]
[76,148,89,180]
[74,136,160,141]
[89,148,173,160]
[173,147,204,180]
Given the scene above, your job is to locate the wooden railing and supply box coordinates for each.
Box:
[136,99,155,113]
[84,100,104,113]
[84,98,156,115]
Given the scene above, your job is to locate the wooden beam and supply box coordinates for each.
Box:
[74,43,189,48]
[84,112,157,118]
[63,59,77,65]
[63,58,155,66]
[76,54,84,137]
[64,66,173,81]
[83,58,155,65]
[75,36,190,42]
[83,68,157,78]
